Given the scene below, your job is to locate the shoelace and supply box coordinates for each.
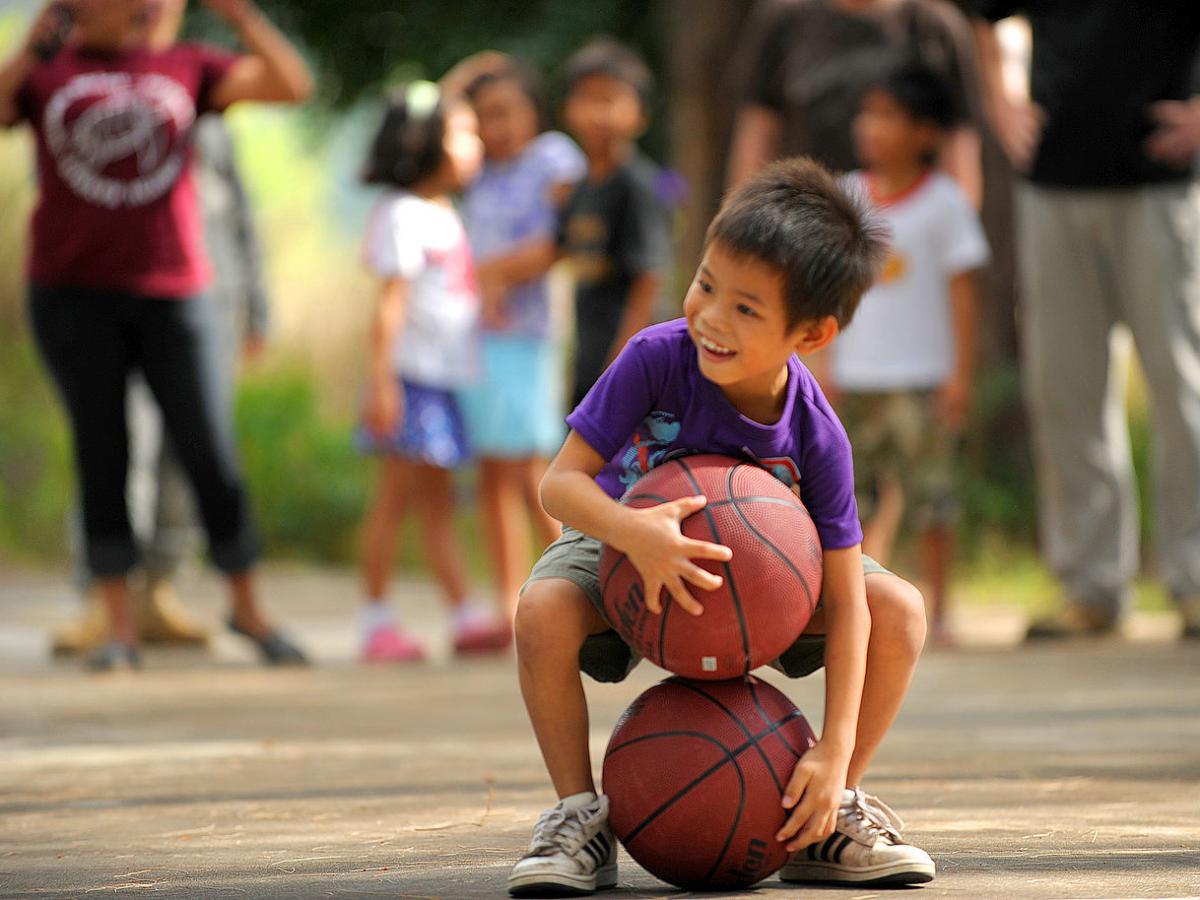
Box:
[839,788,906,847]
[528,806,588,857]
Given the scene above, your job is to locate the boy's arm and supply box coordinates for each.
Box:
[542,432,731,614]
[604,270,660,369]
[776,545,869,851]
[938,270,979,430]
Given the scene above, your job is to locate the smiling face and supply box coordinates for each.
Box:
[683,241,836,420]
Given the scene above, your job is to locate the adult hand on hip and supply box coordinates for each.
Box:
[1145,98,1200,169]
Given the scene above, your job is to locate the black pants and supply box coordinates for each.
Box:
[29,284,260,577]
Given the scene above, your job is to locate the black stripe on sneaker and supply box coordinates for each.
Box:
[820,834,840,861]
[581,836,605,867]
[807,844,819,861]
[594,832,610,859]
[833,834,853,863]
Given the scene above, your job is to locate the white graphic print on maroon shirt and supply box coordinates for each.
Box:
[44,71,194,209]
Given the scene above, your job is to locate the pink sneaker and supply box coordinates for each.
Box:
[361,625,426,663]
[452,617,513,656]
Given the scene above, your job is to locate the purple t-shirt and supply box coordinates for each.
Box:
[567,319,864,550]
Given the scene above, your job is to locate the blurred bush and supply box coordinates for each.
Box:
[233,368,368,563]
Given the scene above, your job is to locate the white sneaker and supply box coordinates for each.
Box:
[779,788,935,886]
[507,792,618,897]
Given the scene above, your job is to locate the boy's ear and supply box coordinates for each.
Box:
[791,315,840,354]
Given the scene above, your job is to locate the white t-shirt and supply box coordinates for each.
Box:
[363,190,479,388]
[832,170,990,391]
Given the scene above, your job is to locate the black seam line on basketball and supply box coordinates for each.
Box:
[623,491,671,505]
[678,459,751,673]
[746,679,811,761]
[672,680,791,794]
[700,746,748,886]
[629,494,803,510]
[833,833,853,863]
[724,464,818,620]
[610,730,743,847]
[705,496,802,509]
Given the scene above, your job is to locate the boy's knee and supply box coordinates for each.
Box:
[514,580,589,660]
[866,574,927,654]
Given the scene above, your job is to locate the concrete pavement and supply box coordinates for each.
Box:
[1,566,1197,898]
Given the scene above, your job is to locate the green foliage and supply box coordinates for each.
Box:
[233,368,368,563]
[0,337,72,560]
[186,0,671,157]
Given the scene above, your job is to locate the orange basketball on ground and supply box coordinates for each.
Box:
[602,675,817,890]
[599,454,822,679]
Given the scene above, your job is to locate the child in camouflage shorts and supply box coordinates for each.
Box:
[830,62,990,644]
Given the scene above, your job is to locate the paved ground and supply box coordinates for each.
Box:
[1,565,1198,899]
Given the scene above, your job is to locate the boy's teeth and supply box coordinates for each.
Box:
[699,335,734,355]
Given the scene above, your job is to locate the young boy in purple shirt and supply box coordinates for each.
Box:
[507,159,934,896]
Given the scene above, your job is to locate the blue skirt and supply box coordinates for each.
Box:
[356,379,471,468]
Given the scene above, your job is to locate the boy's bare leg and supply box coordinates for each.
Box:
[846,573,927,785]
[515,577,610,798]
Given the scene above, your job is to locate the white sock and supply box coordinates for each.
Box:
[360,601,396,638]
[558,791,598,811]
[451,600,493,631]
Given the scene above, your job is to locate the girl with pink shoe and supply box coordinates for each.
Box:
[355,81,512,663]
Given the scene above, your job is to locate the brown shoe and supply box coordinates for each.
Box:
[136,579,210,645]
[1177,595,1200,640]
[1025,602,1120,641]
[51,590,110,657]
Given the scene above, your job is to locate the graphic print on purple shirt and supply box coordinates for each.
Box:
[566,319,863,551]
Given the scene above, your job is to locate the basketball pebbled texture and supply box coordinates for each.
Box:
[599,454,823,680]
[602,675,817,890]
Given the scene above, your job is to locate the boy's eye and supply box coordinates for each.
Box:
[736,303,758,317]
[698,279,714,294]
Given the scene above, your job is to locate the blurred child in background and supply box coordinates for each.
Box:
[356,82,510,662]
[454,52,586,621]
[557,38,671,409]
[831,63,989,645]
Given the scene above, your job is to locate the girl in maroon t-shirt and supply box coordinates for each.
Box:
[0,0,313,669]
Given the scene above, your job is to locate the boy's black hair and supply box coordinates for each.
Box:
[562,37,654,108]
[362,84,447,189]
[706,157,889,329]
[463,56,549,133]
[869,60,961,130]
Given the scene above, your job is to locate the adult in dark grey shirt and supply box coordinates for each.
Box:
[728,0,984,205]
